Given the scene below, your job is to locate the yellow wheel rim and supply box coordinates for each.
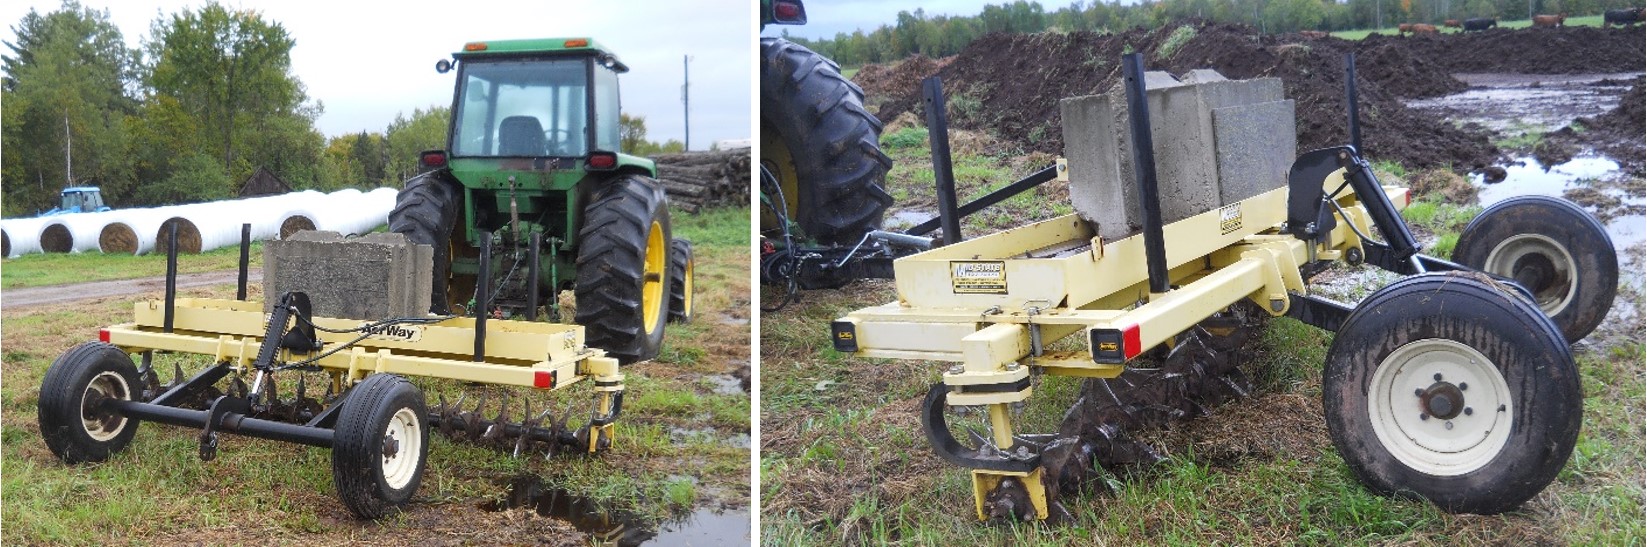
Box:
[642,220,666,333]
[682,251,694,319]
[759,121,801,234]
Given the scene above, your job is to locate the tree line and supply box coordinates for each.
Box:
[782,0,1639,66]
[1,1,678,218]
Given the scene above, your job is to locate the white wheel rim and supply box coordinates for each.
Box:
[381,407,422,490]
[81,371,131,442]
[1485,233,1576,316]
[1368,338,1513,476]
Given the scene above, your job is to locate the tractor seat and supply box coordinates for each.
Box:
[498,116,546,156]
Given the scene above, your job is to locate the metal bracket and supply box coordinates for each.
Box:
[199,395,250,461]
[919,383,1039,473]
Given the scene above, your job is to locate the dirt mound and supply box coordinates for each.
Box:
[869,22,1504,170]
[853,55,942,101]
[1543,77,1646,175]
[1359,26,1647,76]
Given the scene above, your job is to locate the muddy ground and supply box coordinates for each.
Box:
[855,22,1645,172]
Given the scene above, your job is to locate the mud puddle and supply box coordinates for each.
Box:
[669,425,752,448]
[885,209,937,231]
[704,373,744,395]
[1407,72,1640,135]
[1472,155,1644,250]
[484,475,750,546]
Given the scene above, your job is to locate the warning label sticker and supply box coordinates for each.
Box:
[951,261,1008,294]
[1219,203,1243,235]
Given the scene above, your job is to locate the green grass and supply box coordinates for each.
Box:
[2,242,266,289]
[0,207,752,544]
[1331,14,1606,39]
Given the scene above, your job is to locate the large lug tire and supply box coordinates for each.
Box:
[1451,195,1616,343]
[575,175,672,364]
[389,172,462,315]
[332,373,429,519]
[760,37,893,245]
[38,342,142,464]
[668,238,694,324]
[1323,272,1581,515]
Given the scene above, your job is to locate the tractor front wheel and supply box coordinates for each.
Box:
[332,373,428,519]
[1323,272,1580,514]
[668,238,694,324]
[388,172,461,315]
[1451,195,1616,343]
[576,175,672,364]
[39,342,142,464]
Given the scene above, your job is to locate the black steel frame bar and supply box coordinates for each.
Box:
[108,399,335,448]
[475,232,491,362]
[236,223,251,301]
[923,76,964,244]
[904,165,1059,237]
[1121,53,1171,294]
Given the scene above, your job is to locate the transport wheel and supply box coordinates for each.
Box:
[1452,195,1616,343]
[668,238,694,324]
[38,342,142,464]
[332,374,429,519]
[576,175,672,364]
[1323,272,1580,515]
[760,37,893,245]
[389,172,462,315]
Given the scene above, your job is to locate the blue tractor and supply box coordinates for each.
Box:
[41,187,111,216]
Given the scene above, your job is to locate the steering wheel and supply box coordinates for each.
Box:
[544,128,573,155]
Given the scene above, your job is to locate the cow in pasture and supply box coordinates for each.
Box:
[1398,23,1414,34]
[1463,17,1498,31]
[1410,23,1440,34]
[1532,13,1567,27]
[1603,7,1645,27]
[1444,19,1462,27]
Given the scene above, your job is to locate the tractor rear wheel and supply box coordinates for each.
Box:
[39,342,142,464]
[1323,272,1580,515]
[1451,195,1616,343]
[668,238,694,324]
[760,37,893,245]
[332,373,428,519]
[576,175,672,364]
[389,172,461,315]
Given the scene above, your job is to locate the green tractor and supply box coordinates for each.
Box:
[390,37,693,364]
[759,0,895,292]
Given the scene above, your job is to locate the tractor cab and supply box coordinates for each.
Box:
[42,187,110,216]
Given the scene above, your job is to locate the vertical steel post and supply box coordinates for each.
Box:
[922,76,963,245]
[164,221,178,333]
[525,232,542,321]
[236,223,251,301]
[474,233,491,361]
[1345,53,1363,154]
[1121,53,1170,295]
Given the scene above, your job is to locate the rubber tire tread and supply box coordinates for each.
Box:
[1323,272,1580,515]
[575,175,671,364]
[388,172,461,314]
[38,342,141,464]
[1451,195,1616,343]
[760,37,893,245]
[331,373,428,519]
[668,238,693,324]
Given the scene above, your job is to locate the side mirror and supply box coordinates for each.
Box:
[435,59,453,74]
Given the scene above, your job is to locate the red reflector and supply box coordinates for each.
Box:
[420,151,447,168]
[534,370,557,389]
[587,153,617,170]
[775,2,801,19]
[99,329,110,343]
[1122,323,1142,359]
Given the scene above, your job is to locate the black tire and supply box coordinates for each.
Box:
[760,37,893,245]
[576,175,672,364]
[331,373,428,519]
[668,238,694,324]
[1323,272,1581,515]
[38,342,142,464]
[389,172,461,315]
[1451,195,1616,343]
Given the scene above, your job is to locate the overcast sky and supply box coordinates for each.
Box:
[763,0,1026,40]
[1,0,753,150]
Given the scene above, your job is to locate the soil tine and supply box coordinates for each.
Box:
[512,400,535,458]
[432,394,448,417]
[230,375,249,399]
[295,374,308,402]
[170,362,186,389]
[465,393,489,441]
[483,393,510,443]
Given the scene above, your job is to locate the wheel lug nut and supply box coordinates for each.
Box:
[1433,373,1442,381]
[1420,413,1429,421]
[1414,388,1424,397]
[1464,407,1473,416]
[1459,382,1467,391]
[1445,421,1453,430]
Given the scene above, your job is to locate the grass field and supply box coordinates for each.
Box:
[1330,14,1607,39]
[759,132,1645,544]
[2,243,266,289]
[0,205,752,545]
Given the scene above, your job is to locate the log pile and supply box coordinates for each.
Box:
[653,148,750,213]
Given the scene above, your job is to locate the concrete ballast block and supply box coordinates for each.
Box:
[263,231,433,321]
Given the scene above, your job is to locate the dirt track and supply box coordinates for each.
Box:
[856,22,1646,171]
[2,270,260,308]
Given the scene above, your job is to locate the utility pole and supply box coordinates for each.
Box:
[682,55,691,152]
[64,113,73,188]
